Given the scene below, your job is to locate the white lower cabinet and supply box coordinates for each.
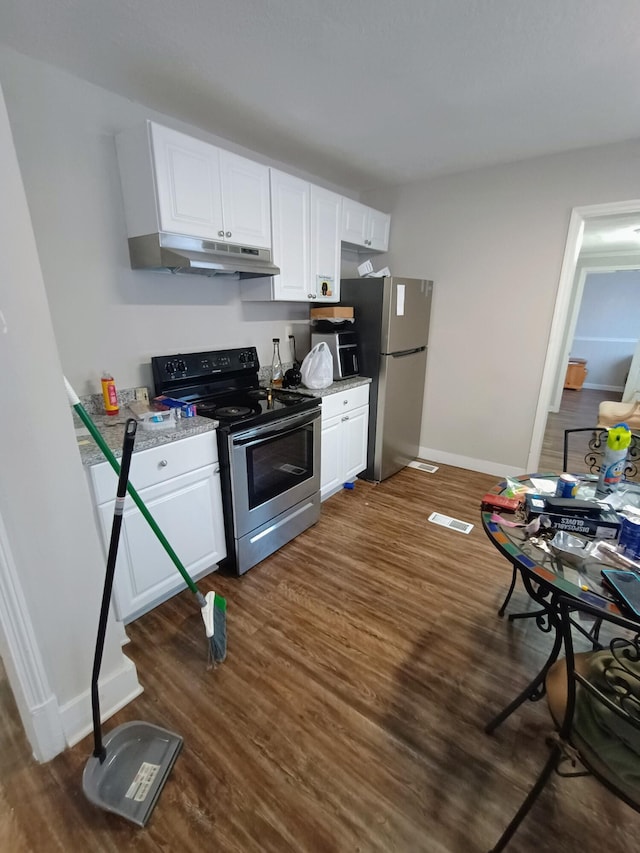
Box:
[320,385,370,501]
[88,432,226,623]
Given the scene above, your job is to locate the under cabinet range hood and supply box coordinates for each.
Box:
[127,233,280,278]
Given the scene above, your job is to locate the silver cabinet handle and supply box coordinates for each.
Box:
[159,459,168,468]
[213,464,220,474]
[225,231,232,238]
[343,400,349,405]
[341,415,349,421]
[308,294,313,299]
[218,230,224,237]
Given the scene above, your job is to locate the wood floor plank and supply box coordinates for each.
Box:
[2,446,640,851]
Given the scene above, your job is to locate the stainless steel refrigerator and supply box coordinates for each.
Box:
[340,276,433,481]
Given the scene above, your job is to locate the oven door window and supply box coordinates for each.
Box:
[246,425,314,509]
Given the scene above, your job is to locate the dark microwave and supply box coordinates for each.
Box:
[310,330,360,380]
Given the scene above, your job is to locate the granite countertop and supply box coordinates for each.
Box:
[74,375,370,465]
[74,406,217,467]
[290,376,372,398]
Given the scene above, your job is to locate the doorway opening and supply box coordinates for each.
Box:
[528,199,640,472]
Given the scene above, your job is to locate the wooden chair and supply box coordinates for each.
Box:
[489,596,640,852]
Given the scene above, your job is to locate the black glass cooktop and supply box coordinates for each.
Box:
[151,347,317,432]
[188,388,317,430]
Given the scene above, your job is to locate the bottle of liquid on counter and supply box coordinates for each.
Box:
[271,338,283,388]
[101,371,119,416]
[596,422,632,496]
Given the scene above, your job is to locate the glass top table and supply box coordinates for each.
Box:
[481,472,640,733]
[482,472,640,616]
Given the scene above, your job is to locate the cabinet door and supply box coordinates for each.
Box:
[219,151,272,248]
[368,209,390,252]
[342,405,369,482]
[341,198,369,247]
[270,170,310,301]
[310,186,341,303]
[150,123,224,239]
[320,414,343,500]
[97,466,225,623]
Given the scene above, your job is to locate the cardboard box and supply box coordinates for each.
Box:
[525,494,621,538]
[310,306,354,319]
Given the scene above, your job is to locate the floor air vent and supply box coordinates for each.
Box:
[428,512,474,534]
[408,461,439,473]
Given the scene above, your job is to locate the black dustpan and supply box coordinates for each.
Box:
[82,419,182,827]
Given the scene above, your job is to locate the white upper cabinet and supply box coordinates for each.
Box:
[116,121,271,248]
[367,207,391,251]
[241,169,341,302]
[310,185,342,302]
[270,170,310,301]
[341,199,369,246]
[218,150,272,248]
[150,123,224,240]
[341,197,390,252]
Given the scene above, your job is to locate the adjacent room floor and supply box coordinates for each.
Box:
[538,388,619,472]
[1,462,639,852]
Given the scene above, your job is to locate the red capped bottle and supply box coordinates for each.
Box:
[101,372,119,416]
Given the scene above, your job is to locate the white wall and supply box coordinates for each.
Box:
[0,47,365,757]
[0,47,359,396]
[571,269,640,390]
[0,80,139,758]
[2,47,640,473]
[364,141,640,473]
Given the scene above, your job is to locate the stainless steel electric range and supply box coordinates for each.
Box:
[151,347,321,575]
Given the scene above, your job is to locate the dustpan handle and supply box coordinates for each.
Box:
[91,418,137,761]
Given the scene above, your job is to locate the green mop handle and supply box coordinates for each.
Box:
[65,377,201,599]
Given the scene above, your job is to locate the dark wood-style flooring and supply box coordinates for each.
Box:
[1,395,636,852]
[538,387,619,472]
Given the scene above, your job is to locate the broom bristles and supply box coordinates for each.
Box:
[201,592,227,663]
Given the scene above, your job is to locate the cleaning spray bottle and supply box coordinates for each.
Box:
[596,422,632,496]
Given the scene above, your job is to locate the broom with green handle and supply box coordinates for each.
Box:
[64,377,227,663]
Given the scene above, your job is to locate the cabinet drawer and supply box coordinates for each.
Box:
[321,384,370,421]
[90,431,218,505]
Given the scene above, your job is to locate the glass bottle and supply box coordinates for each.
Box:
[271,338,283,388]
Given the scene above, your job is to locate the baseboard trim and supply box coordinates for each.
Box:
[29,695,68,762]
[582,383,624,392]
[417,446,526,479]
[59,656,143,748]
[0,510,67,762]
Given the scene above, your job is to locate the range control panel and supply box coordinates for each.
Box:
[152,347,259,387]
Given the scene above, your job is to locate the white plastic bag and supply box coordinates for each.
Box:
[300,341,333,389]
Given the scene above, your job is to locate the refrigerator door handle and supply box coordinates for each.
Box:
[385,346,427,358]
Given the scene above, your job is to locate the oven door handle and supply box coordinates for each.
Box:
[231,409,320,447]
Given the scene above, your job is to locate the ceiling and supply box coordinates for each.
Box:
[2,1,640,192]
